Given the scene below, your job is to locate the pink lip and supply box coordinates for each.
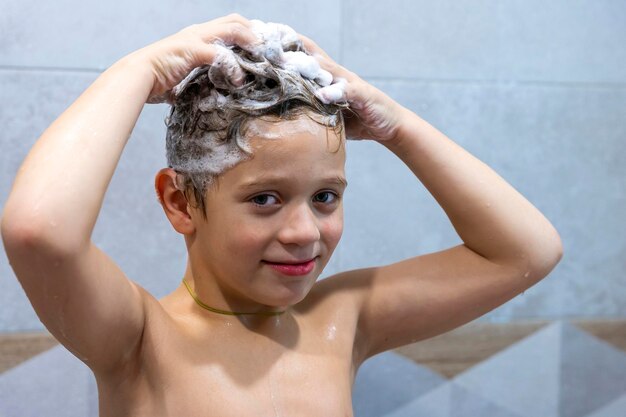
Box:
[264,258,316,276]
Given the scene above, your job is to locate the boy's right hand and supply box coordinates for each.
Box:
[129,14,263,104]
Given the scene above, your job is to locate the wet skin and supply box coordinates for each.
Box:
[94,115,362,416]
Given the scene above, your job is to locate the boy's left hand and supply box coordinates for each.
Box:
[299,35,408,143]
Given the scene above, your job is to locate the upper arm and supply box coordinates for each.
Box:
[344,244,561,361]
[2,225,146,375]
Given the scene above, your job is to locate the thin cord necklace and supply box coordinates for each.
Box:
[182,278,286,317]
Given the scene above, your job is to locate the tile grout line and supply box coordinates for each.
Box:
[0,65,104,73]
[2,66,625,90]
[362,76,626,90]
[338,0,345,65]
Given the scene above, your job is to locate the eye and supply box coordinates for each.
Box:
[313,191,339,204]
[250,194,279,207]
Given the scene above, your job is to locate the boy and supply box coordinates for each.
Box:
[1,14,562,416]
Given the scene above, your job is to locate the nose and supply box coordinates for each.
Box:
[277,202,321,246]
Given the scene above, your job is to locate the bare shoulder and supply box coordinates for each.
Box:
[294,269,375,364]
[295,269,370,321]
[318,244,557,363]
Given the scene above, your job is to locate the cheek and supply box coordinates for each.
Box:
[226,221,271,255]
[321,212,344,247]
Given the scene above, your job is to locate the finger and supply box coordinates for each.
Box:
[194,20,263,53]
[298,34,333,61]
[314,78,348,104]
[298,34,353,82]
[212,43,247,87]
[205,13,253,28]
[313,53,353,83]
[218,22,263,51]
[181,42,247,88]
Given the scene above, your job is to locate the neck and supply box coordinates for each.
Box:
[182,277,288,316]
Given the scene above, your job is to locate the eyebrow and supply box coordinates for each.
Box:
[239,175,348,189]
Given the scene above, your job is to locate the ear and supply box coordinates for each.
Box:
[155,168,195,235]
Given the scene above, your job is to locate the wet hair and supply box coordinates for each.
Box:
[164,40,350,219]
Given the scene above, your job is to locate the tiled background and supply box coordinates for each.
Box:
[2,321,625,416]
[1,1,625,416]
[2,0,624,333]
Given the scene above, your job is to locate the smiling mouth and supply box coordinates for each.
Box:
[263,258,316,265]
[262,258,317,276]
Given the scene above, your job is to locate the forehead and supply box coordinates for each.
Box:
[243,111,341,139]
[216,114,346,189]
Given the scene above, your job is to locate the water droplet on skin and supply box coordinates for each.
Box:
[325,324,337,342]
[485,202,491,208]
[524,271,530,278]
[268,360,284,417]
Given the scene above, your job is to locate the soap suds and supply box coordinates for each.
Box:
[315,78,348,104]
[244,112,339,141]
[164,19,350,206]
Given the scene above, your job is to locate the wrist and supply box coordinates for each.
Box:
[107,51,157,101]
[381,106,420,150]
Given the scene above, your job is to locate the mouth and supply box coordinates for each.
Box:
[262,257,318,276]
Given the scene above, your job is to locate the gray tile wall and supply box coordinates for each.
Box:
[1,1,624,332]
[3,320,625,416]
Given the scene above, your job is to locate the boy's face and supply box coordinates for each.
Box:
[188,113,347,312]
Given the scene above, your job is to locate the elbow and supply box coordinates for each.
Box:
[2,215,49,256]
[525,229,564,281]
[543,239,563,277]
[544,226,564,269]
[497,227,564,283]
[1,211,85,258]
[1,210,34,250]
[552,233,564,264]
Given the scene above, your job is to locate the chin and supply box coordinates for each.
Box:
[265,284,313,307]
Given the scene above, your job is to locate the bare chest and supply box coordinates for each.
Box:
[98,304,359,417]
[154,347,354,416]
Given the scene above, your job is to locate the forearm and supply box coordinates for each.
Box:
[2,54,155,250]
[383,108,563,273]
